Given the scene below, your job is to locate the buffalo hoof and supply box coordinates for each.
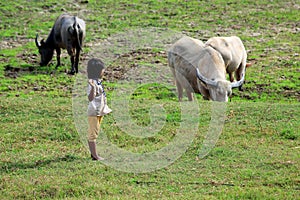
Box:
[68,71,76,75]
[238,85,244,91]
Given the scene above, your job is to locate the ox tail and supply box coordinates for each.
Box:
[73,17,83,52]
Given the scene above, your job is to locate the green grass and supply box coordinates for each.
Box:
[1,0,299,199]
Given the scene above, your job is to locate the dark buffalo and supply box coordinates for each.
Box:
[35,13,86,74]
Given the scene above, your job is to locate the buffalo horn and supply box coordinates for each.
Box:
[231,73,245,88]
[35,34,41,48]
[196,68,218,87]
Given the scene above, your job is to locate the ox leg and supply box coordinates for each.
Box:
[176,80,183,102]
[235,65,244,91]
[229,72,234,82]
[67,48,76,75]
[238,85,243,91]
[74,48,81,74]
[69,55,75,75]
[186,91,193,101]
[55,48,61,69]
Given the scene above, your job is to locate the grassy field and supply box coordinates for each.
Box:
[0,0,299,199]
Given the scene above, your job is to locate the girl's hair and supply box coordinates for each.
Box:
[87,58,105,79]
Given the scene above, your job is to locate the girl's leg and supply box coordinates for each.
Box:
[88,141,104,161]
[88,116,104,161]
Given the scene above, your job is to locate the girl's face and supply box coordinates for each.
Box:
[99,69,105,78]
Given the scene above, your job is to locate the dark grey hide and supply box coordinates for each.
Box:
[35,14,86,74]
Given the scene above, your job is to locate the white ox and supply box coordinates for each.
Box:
[205,36,251,90]
[168,36,244,102]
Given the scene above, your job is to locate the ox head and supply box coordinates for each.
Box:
[35,34,54,66]
[196,68,244,102]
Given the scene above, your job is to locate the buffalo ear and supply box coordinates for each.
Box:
[41,39,45,45]
[246,62,252,68]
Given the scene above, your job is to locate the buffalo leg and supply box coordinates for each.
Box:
[176,80,183,101]
[235,64,245,91]
[55,48,61,69]
[70,55,75,74]
[186,91,193,101]
[229,72,234,82]
[67,48,76,74]
[74,48,81,74]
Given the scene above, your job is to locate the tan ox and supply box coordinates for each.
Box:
[205,36,251,90]
[168,36,244,102]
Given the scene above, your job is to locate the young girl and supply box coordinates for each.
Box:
[87,58,112,161]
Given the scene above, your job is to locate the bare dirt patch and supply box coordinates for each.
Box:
[104,48,168,82]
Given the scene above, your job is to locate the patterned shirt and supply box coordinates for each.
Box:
[87,79,112,116]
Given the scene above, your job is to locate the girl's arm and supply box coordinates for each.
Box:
[88,79,96,102]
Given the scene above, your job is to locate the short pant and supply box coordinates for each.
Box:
[87,116,103,142]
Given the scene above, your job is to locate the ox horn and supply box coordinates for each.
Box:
[231,73,245,88]
[35,34,41,48]
[196,68,218,87]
